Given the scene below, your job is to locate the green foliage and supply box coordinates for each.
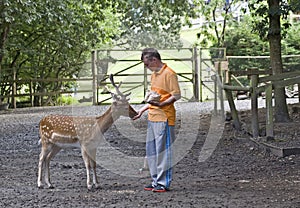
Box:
[57,95,79,105]
[224,16,269,86]
[248,0,292,39]
[283,22,300,53]
[289,0,300,12]
[114,0,197,49]
[0,0,120,104]
[225,16,300,85]
[282,22,300,71]
[196,0,239,47]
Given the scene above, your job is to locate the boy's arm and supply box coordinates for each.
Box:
[132,104,150,120]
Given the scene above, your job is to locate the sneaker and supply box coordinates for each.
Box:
[152,184,167,193]
[144,184,155,191]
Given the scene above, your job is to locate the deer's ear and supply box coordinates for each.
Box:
[104,86,111,93]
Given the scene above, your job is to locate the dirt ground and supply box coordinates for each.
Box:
[0,101,299,208]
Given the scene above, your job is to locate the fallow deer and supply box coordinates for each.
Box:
[37,74,137,190]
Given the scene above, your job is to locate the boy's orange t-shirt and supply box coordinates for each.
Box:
[148,64,181,126]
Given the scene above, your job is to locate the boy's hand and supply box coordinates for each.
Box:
[148,100,162,107]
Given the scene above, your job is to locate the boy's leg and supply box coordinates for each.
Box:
[156,123,174,189]
[146,121,158,186]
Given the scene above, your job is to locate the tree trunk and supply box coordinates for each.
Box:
[0,24,10,105]
[268,0,290,122]
[0,23,10,72]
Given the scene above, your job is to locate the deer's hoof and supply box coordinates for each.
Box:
[87,184,93,190]
[46,183,54,189]
[94,183,101,189]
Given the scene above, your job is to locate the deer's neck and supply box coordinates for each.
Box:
[96,106,119,133]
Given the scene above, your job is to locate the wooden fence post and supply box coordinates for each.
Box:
[217,62,225,119]
[225,89,241,130]
[250,69,259,138]
[193,47,199,101]
[199,48,203,102]
[213,75,218,115]
[91,50,97,105]
[30,81,34,107]
[265,84,274,139]
[12,68,17,109]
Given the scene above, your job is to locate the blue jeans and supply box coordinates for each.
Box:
[146,121,174,188]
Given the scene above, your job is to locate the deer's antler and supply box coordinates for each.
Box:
[109,74,131,101]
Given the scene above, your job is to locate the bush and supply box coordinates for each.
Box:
[57,95,79,105]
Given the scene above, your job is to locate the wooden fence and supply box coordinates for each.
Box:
[0,77,94,108]
[217,68,300,138]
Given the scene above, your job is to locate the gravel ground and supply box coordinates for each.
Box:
[0,99,299,208]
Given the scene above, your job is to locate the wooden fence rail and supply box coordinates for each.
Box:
[219,69,300,138]
[0,78,94,108]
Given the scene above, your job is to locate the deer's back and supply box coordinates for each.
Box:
[39,115,98,146]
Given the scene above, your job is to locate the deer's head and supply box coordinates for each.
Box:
[109,74,137,119]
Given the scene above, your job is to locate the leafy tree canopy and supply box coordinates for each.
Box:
[114,0,197,49]
[0,0,120,104]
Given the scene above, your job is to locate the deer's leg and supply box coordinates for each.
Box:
[44,145,61,189]
[89,148,100,189]
[38,144,51,188]
[82,149,92,190]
